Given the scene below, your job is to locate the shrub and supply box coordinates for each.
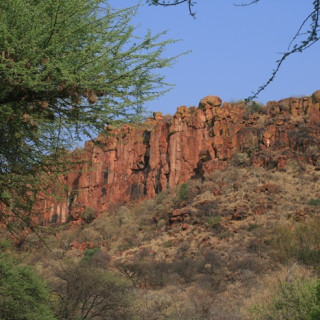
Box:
[310,283,320,319]
[82,247,101,261]
[115,259,172,289]
[81,207,96,223]
[135,200,157,227]
[202,250,222,269]
[172,258,201,283]
[116,232,141,251]
[218,230,234,239]
[248,223,261,232]
[91,212,124,249]
[163,240,173,248]
[308,198,320,207]
[178,183,190,201]
[250,278,319,320]
[246,101,265,114]
[230,152,251,167]
[173,288,214,320]
[176,242,190,258]
[81,247,111,268]
[270,220,320,266]
[230,257,262,273]
[206,215,222,228]
[195,198,218,217]
[132,290,173,320]
[52,263,132,320]
[0,252,56,320]
[117,206,132,226]
[155,189,171,205]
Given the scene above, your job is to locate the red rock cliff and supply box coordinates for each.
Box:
[39,91,320,224]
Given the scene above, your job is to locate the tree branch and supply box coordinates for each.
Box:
[234,0,260,7]
[246,0,320,101]
[147,0,196,17]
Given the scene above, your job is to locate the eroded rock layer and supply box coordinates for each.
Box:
[40,91,320,224]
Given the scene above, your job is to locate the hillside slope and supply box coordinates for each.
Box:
[2,92,320,319]
[11,161,320,319]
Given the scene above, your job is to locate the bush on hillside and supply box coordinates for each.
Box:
[250,278,319,320]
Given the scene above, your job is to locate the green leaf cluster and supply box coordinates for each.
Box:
[178,183,190,201]
[251,278,320,320]
[0,0,180,224]
[0,252,56,320]
[310,283,320,319]
[308,198,320,207]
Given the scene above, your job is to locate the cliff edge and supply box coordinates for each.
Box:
[39,91,320,224]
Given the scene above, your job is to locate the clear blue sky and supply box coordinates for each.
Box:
[109,1,320,116]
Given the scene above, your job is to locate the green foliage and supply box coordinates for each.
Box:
[246,101,265,114]
[310,284,320,319]
[81,246,101,263]
[248,223,261,232]
[308,198,320,207]
[0,0,180,226]
[81,207,96,223]
[0,252,56,320]
[81,246,111,268]
[218,230,234,239]
[206,215,222,228]
[178,183,190,201]
[270,220,320,266]
[163,240,173,248]
[251,278,319,320]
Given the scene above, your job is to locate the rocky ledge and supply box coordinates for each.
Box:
[38,91,320,224]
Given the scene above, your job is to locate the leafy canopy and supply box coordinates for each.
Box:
[0,251,56,320]
[0,0,179,227]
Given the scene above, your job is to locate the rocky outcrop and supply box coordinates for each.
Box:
[39,91,320,225]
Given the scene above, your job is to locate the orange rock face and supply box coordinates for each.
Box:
[38,91,320,224]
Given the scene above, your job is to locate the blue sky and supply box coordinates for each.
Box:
[109,1,320,116]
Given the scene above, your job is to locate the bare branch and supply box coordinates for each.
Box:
[234,0,260,7]
[288,11,315,50]
[246,0,320,101]
[148,0,319,100]
[147,0,196,17]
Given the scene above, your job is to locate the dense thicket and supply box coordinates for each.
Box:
[0,251,56,320]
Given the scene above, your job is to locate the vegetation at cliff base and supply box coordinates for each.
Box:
[1,162,320,319]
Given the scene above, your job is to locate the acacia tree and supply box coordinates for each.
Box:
[52,263,132,320]
[0,0,179,233]
[148,0,320,100]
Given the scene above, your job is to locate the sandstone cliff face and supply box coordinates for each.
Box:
[40,91,320,224]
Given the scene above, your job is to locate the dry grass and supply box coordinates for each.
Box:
[14,161,320,319]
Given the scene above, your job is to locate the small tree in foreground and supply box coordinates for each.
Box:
[52,263,132,320]
[0,252,56,320]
